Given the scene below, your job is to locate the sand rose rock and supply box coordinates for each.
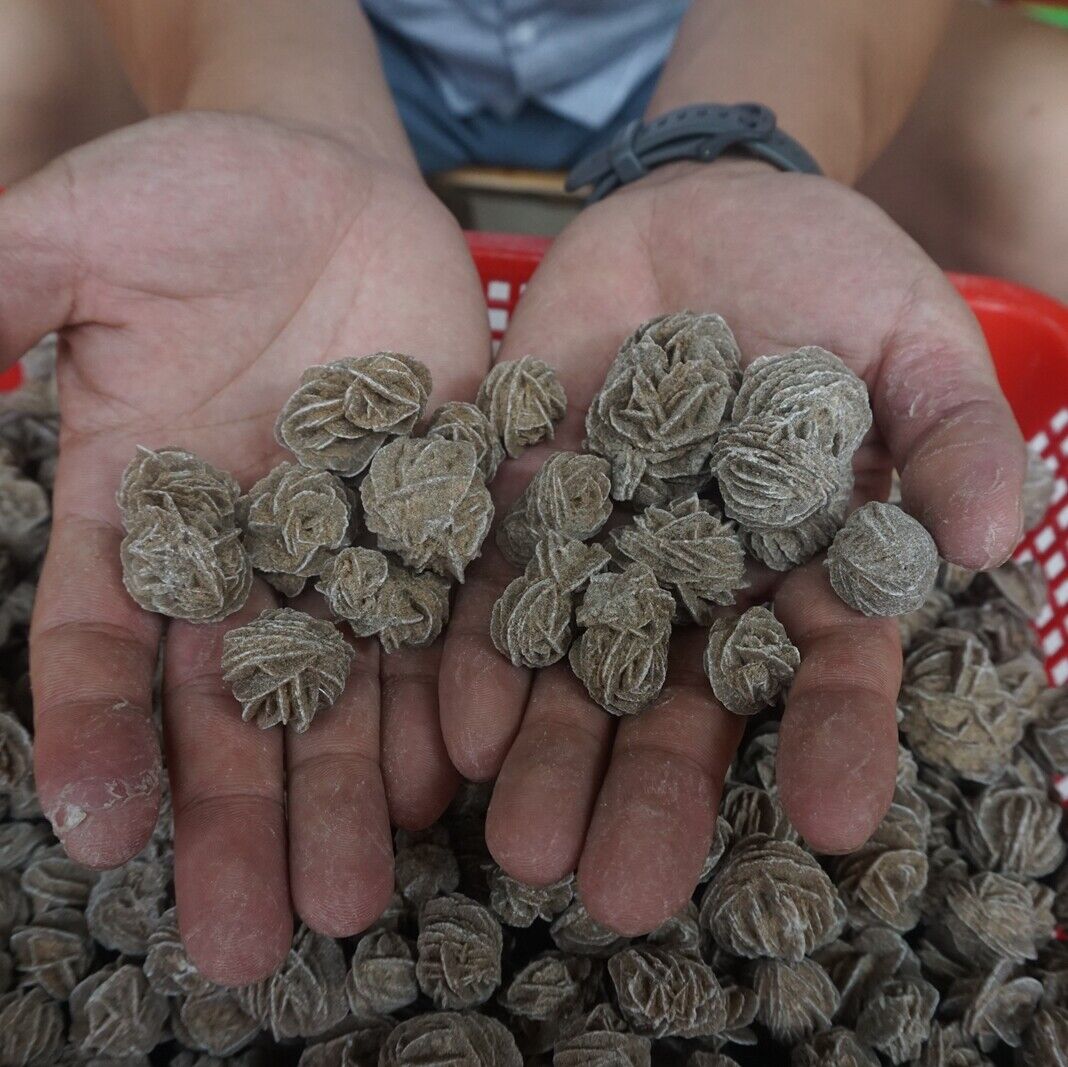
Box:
[117,446,241,534]
[586,316,741,505]
[731,346,872,461]
[496,452,612,567]
[361,437,493,581]
[608,496,747,623]
[239,462,354,581]
[120,505,252,622]
[428,401,505,482]
[899,628,1026,783]
[221,608,353,732]
[704,606,800,716]
[476,356,567,458]
[746,957,840,1045]
[375,561,452,653]
[700,835,845,962]
[742,475,851,571]
[608,946,729,1039]
[379,1012,522,1067]
[827,502,939,617]
[275,352,432,475]
[956,783,1066,878]
[314,546,389,634]
[490,537,610,669]
[569,564,675,716]
[711,418,847,531]
[416,894,503,1010]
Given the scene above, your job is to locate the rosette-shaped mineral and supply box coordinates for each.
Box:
[238,462,354,582]
[711,418,847,530]
[221,608,353,732]
[172,987,261,1056]
[496,452,612,567]
[550,898,630,958]
[488,866,574,928]
[791,1027,879,1067]
[314,546,389,634]
[939,872,1050,967]
[704,606,800,716]
[569,564,675,716]
[608,945,728,1038]
[0,462,50,566]
[500,952,594,1023]
[120,504,252,622]
[746,957,840,1044]
[956,783,1065,878]
[721,783,798,843]
[415,893,503,1010]
[941,958,1042,1054]
[361,437,493,581]
[898,628,1026,783]
[1028,687,1068,775]
[1022,448,1054,531]
[374,561,452,653]
[236,926,348,1040]
[144,907,211,997]
[379,1012,522,1067]
[700,835,845,962]
[855,976,938,1064]
[979,559,1048,619]
[491,537,609,669]
[608,496,747,622]
[117,445,240,534]
[834,811,929,933]
[275,352,432,475]
[743,475,851,571]
[732,347,872,458]
[69,963,169,1057]
[476,356,567,458]
[553,1003,652,1067]
[0,986,65,1067]
[0,708,32,793]
[428,401,505,481]
[586,316,741,505]
[85,857,168,956]
[345,930,418,1016]
[827,501,939,617]
[394,830,460,907]
[9,907,92,999]
[1020,1006,1068,1067]
[912,1021,991,1067]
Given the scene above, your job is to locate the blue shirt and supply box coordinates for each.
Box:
[360,1,689,129]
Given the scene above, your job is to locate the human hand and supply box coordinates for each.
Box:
[0,112,490,983]
[438,161,1026,935]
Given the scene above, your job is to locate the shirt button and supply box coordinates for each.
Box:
[511,19,537,47]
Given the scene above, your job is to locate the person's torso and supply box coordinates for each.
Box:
[361,0,689,127]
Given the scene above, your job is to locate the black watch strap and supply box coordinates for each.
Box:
[565,103,822,203]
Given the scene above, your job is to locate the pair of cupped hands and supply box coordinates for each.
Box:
[0,113,1026,985]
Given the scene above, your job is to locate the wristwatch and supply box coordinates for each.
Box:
[565,103,822,203]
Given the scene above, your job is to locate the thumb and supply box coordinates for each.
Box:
[874,271,1026,570]
[0,161,80,366]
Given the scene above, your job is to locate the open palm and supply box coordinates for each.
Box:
[439,161,1026,935]
[0,113,490,983]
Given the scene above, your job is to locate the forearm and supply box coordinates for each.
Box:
[94,0,416,171]
[649,0,953,183]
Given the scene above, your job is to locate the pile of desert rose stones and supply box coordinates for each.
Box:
[0,325,1062,1065]
[119,312,950,727]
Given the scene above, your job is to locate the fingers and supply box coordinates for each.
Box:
[164,582,291,987]
[774,561,901,855]
[30,513,162,868]
[380,640,460,830]
[0,161,79,363]
[286,593,393,938]
[576,630,743,936]
[874,271,1026,568]
[484,662,614,885]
